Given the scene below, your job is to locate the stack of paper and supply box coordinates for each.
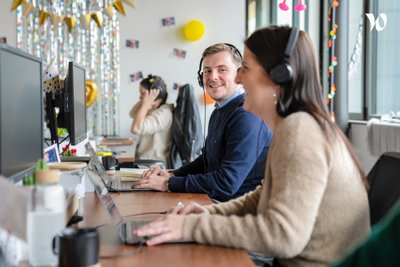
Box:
[120,168,148,181]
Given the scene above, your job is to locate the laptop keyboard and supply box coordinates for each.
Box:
[109,179,134,191]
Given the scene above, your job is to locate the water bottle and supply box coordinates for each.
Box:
[27,169,66,266]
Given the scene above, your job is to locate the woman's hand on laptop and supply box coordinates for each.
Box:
[133,214,184,246]
[168,202,209,215]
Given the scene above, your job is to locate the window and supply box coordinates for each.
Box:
[366,0,400,117]
[246,0,309,36]
[349,0,400,119]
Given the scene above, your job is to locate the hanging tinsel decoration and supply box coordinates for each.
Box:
[16,0,122,137]
[327,0,339,122]
[348,16,363,79]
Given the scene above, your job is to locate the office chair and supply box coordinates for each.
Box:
[367,152,400,225]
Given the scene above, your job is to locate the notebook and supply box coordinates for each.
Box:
[85,167,151,245]
[84,142,151,192]
[120,168,149,181]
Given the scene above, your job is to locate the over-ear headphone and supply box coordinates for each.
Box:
[197,43,243,88]
[269,27,299,85]
[143,74,168,104]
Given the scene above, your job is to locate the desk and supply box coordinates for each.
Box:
[79,192,255,267]
[99,142,136,164]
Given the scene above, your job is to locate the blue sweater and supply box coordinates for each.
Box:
[168,93,273,201]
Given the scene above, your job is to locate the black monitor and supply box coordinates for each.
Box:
[0,44,43,183]
[58,62,87,145]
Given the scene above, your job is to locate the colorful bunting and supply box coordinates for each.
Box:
[123,0,136,8]
[38,10,49,26]
[92,11,103,29]
[113,1,126,16]
[105,5,114,19]
[10,0,132,30]
[22,2,33,18]
[10,0,26,11]
[64,16,76,33]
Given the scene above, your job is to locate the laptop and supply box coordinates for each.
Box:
[85,167,154,245]
[85,142,152,192]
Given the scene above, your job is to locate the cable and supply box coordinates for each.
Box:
[202,89,207,172]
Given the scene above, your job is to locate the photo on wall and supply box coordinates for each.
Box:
[129,71,143,82]
[160,16,176,27]
[172,83,182,90]
[126,39,139,49]
[171,48,187,60]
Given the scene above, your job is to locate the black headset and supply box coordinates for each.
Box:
[144,74,168,104]
[197,43,243,88]
[269,27,299,85]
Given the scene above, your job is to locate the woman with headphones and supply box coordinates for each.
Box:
[129,74,173,168]
[133,26,371,267]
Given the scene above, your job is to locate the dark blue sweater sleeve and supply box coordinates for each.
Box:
[169,111,271,200]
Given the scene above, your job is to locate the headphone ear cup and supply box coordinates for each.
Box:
[270,63,293,85]
[197,73,204,88]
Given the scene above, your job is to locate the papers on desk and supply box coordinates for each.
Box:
[120,168,149,181]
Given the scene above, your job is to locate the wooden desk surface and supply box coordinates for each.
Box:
[80,192,255,267]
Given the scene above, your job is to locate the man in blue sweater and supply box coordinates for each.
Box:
[133,43,273,202]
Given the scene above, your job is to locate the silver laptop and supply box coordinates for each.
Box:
[85,167,155,245]
[84,142,151,192]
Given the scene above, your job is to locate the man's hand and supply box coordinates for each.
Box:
[133,172,169,191]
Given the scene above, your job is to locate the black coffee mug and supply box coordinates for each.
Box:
[102,156,119,170]
[53,228,99,267]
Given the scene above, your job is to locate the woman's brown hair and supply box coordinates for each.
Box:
[245,25,368,189]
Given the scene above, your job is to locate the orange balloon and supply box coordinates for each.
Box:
[203,91,215,105]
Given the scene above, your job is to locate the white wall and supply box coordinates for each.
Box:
[118,0,246,137]
[0,1,17,46]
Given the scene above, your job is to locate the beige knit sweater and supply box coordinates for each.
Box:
[130,103,173,167]
[183,112,370,267]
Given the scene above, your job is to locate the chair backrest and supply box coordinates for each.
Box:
[368,152,400,225]
[168,84,203,169]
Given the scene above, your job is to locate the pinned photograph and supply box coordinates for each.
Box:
[171,48,187,60]
[0,37,6,44]
[161,16,176,27]
[172,83,182,90]
[129,71,143,82]
[126,39,139,49]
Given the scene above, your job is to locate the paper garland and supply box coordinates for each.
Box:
[327,0,339,122]
[10,0,134,32]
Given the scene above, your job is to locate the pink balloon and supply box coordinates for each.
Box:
[294,0,307,12]
[279,0,289,11]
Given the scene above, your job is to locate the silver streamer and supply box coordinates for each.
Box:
[17,0,120,137]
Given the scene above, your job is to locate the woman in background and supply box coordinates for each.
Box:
[129,74,173,168]
[133,26,370,267]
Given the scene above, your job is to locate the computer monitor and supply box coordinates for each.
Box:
[58,62,87,145]
[0,44,43,183]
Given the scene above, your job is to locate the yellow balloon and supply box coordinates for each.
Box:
[183,20,205,42]
[86,80,98,108]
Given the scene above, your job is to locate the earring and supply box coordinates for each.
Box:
[273,92,278,105]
